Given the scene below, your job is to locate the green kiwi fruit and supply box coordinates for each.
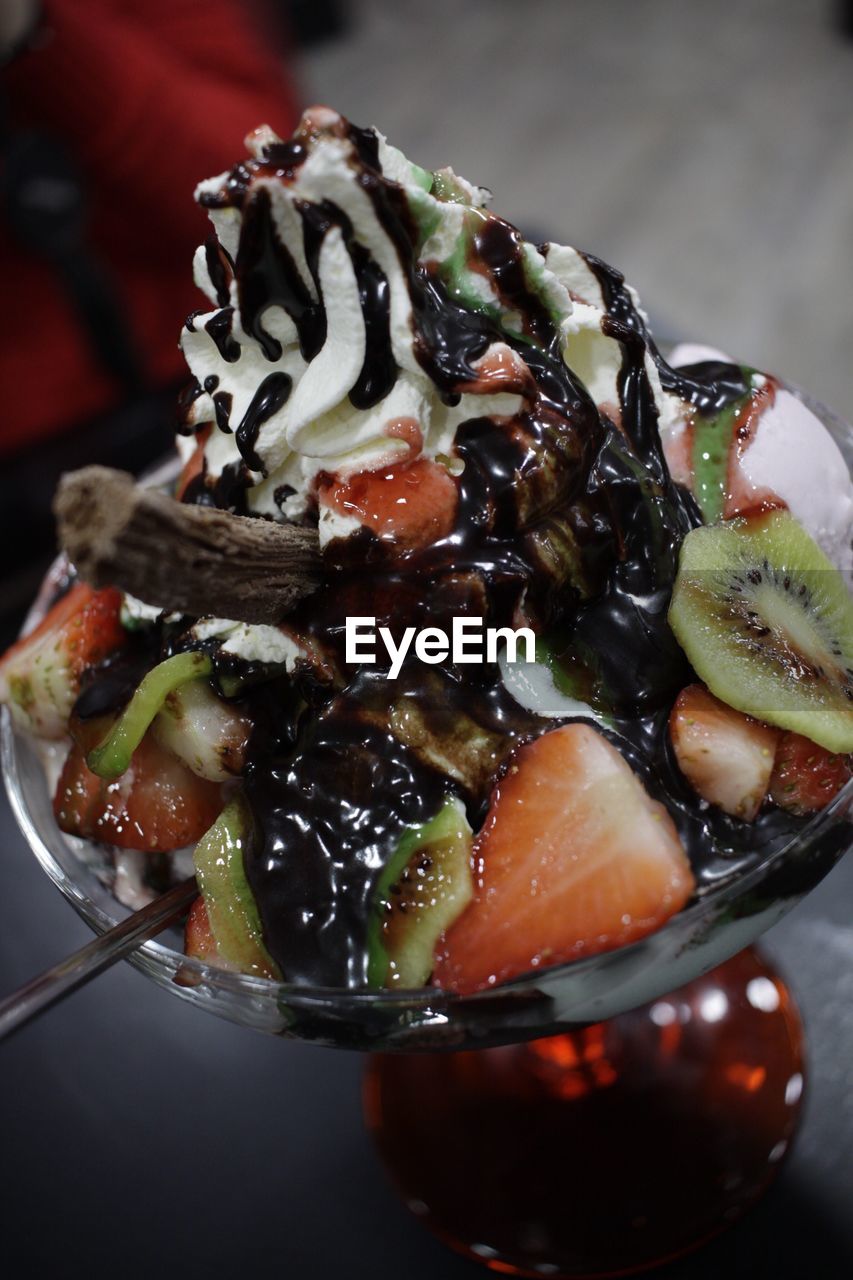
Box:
[193,796,281,980]
[669,510,853,754]
[367,796,473,989]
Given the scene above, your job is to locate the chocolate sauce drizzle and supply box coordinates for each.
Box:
[212,391,232,434]
[475,217,556,345]
[348,242,396,408]
[238,187,324,362]
[204,308,241,363]
[176,378,203,436]
[246,702,447,988]
[204,233,234,308]
[235,371,293,473]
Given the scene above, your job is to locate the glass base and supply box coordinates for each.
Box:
[364,947,805,1278]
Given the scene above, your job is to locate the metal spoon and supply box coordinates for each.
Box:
[0,876,197,1042]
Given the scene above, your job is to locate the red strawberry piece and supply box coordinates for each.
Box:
[433,723,694,994]
[184,896,245,972]
[185,896,223,966]
[68,710,116,755]
[318,456,457,554]
[769,731,852,815]
[53,730,223,853]
[723,379,782,520]
[0,583,126,738]
[670,684,780,821]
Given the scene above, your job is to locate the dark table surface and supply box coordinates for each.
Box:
[1,779,851,1280]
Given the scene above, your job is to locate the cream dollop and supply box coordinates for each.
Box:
[180,109,681,547]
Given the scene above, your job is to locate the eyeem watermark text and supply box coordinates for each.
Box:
[345,616,535,680]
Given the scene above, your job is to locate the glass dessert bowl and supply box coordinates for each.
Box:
[3,676,851,1050]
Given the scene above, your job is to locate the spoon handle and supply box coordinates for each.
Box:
[0,876,197,1042]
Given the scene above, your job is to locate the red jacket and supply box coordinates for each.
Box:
[1,0,300,456]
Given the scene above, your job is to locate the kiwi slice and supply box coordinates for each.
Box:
[669,510,853,753]
[367,796,473,989]
[87,650,212,779]
[193,796,281,980]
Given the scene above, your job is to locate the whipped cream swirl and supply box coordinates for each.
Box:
[177,106,686,548]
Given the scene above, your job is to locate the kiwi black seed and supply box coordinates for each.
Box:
[669,509,853,753]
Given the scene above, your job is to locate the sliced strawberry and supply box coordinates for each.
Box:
[185,896,224,966]
[670,684,780,821]
[318,456,457,555]
[185,896,245,972]
[433,724,694,994]
[723,379,781,519]
[769,731,852,815]
[68,709,116,755]
[0,583,126,739]
[53,730,224,852]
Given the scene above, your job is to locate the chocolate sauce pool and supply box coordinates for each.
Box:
[87,120,808,987]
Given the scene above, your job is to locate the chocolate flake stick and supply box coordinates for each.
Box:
[54,466,321,624]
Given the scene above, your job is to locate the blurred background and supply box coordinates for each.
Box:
[2,3,853,1277]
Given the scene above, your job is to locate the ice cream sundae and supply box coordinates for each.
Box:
[2,107,851,995]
